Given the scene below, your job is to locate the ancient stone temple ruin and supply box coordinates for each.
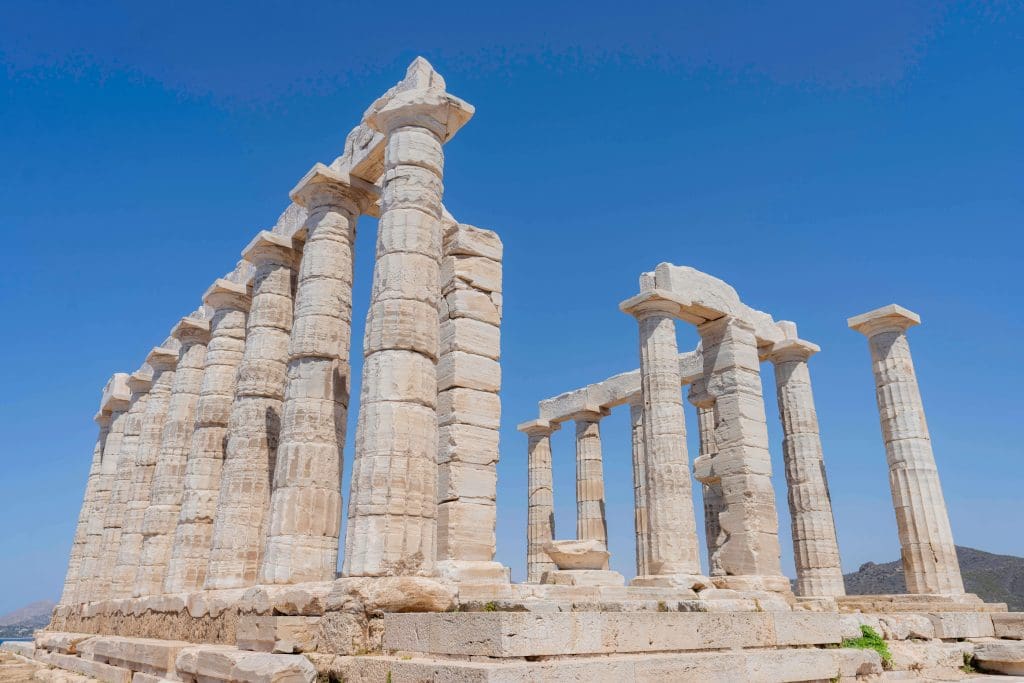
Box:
[7,58,1024,682]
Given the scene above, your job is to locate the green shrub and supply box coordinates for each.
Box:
[841,625,892,669]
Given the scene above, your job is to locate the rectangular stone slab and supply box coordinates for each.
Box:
[382,611,846,657]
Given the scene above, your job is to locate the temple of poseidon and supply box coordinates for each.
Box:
[5,58,1024,683]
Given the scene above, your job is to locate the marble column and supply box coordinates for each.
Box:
[519,419,558,583]
[698,316,787,592]
[206,232,298,590]
[849,304,964,595]
[94,367,152,602]
[165,279,251,594]
[343,60,473,577]
[575,411,608,549]
[688,382,725,577]
[111,345,179,597]
[135,315,211,597]
[769,336,846,598]
[260,166,374,585]
[629,402,650,577]
[75,375,131,604]
[620,292,703,586]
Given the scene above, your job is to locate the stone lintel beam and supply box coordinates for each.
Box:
[100,373,132,414]
[847,304,921,337]
[289,162,380,220]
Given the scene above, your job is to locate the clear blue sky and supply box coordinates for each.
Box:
[0,1,1020,615]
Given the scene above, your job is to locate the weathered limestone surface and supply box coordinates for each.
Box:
[207,231,298,590]
[136,315,211,597]
[344,59,473,577]
[520,419,558,583]
[165,279,251,594]
[574,412,608,548]
[849,304,965,595]
[689,382,724,578]
[628,402,650,578]
[769,334,845,598]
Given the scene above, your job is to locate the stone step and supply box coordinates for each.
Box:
[175,644,317,682]
[994,612,1024,639]
[974,640,1024,676]
[383,611,852,657]
[80,635,191,678]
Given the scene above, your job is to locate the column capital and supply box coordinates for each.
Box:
[127,367,154,394]
[365,58,474,141]
[145,346,179,371]
[517,418,560,436]
[848,304,920,337]
[241,230,300,269]
[203,278,251,312]
[687,381,714,408]
[290,162,379,217]
[768,338,820,364]
[100,372,131,413]
[171,316,211,345]
[570,406,609,423]
[93,410,113,426]
[619,288,690,320]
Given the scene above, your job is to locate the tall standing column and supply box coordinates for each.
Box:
[620,292,703,586]
[574,411,608,548]
[519,419,558,583]
[111,345,180,597]
[343,58,474,577]
[76,374,131,604]
[94,367,152,602]
[689,381,725,577]
[165,279,251,594]
[260,166,373,585]
[135,315,211,596]
[849,304,964,595]
[207,232,298,590]
[769,336,845,597]
[628,402,650,577]
[698,316,787,592]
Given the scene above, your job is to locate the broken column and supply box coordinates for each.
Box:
[574,411,608,550]
[435,220,506,582]
[629,402,650,577]
[260,165,374,585]
[519,419,559,583]
[769,330,845,598]
[207,231,298,589]
[165,278,251,594]
[343,59,473,577]
[849,304,964,595]
[135,315,211,597]
[689,381,725,577]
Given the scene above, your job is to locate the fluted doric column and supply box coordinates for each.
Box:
[206,232,299,590]
[688,381,725,577]
[574,411,608,549]
[519,419,558,583]
[769,334,845,598]
[75,374,131,604]
[111,345,179,597]
[698,316,787,592]
[628,402,650,577]
[94,367,152,602]
[343,59,473,576]
[620,292,704,587]
[849,304,964,595]
[165,279,250,594]
[135,315,211,596]
[260,165,374,585]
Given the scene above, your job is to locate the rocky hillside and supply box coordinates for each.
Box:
[844,546,1024,610]
[0,600,54,640]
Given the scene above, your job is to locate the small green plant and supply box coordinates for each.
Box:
[656,601,668,612]
[483,601,498,612]
[829,673,841,683]
[841,625,892,669]
[960,651,977,674]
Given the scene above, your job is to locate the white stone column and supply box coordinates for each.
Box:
[206,232,298,590]
[849,304,964,595]
[519,419,558,583]
[165,279,251,594]
[343,59,473,577]
[769,335,846,598]
[575,411,608,550]
[620,292,704,588]
[629,402,650,577]
[111,345,179,598]
[75,374,131,604]
[94,367,152,602]
[698,316,787,592]
[135,315,211,597]
[688,382,725,577]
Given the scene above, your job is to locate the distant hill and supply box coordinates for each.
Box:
[0,600,54,640]
[843,546,1024,611]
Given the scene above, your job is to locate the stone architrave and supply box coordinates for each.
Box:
[769,335,846,598]
[628,402,650,577]
[698,316,787,592]
[75,375,131,604]
[206,232,298,590]
[165,279,251,594]
[343,58,473,577]
[111,344,180,598]
[519,419,559,583]
[93,367,152,602]
[849,304,964,595]
[574,411,608,551]
[619,292,704,587]
[688,382,725,578]
[260,165,375,585]
[134,316,211,597]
